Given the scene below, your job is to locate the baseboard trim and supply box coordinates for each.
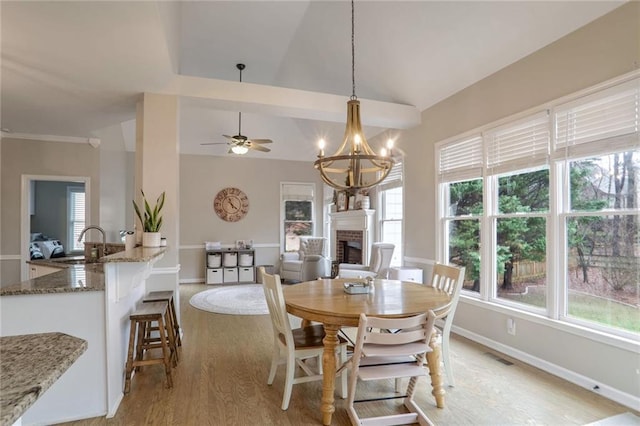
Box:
[453,326,640,411]
[179,278,203,284]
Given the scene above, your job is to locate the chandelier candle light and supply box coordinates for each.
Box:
[314,0,395,192]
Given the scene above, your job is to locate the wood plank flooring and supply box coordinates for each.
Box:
[62,283,635,426]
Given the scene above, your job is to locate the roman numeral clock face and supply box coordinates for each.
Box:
[213,187,249,222]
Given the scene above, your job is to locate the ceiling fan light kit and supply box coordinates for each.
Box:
[200,63,273,155]
[314,0,394,192]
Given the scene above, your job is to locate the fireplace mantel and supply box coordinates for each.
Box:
[330,209,375,266]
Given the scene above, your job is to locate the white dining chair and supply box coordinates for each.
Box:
[339,310,437,426]
[260,268,348,410]
[428,263,465,387]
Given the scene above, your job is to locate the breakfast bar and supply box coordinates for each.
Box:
[0,246,167,425]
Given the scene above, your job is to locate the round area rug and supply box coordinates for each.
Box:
[189,284,268,315]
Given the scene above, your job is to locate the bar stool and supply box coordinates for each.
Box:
[143,290,182,347]
[124,302,174,393]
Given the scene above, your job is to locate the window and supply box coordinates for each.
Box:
[565,151,639,333]
[438,136,483,292]
[68,187,85,252]
[445,179,483,293]
[281,183,315,252]
[436,73,639,337]
[379,161,403,266]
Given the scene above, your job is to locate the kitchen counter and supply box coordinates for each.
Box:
[0,245,169,424]
[1,246,166,297]
[0,263,104,296]
[0,332,87,426]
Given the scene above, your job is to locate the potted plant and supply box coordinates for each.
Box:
[133,190,165,247]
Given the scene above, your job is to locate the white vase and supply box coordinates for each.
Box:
[142,232,161,248]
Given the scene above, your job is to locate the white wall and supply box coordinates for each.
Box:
[400,2,640,407]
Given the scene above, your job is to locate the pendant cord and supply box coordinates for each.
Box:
[238,65,243,134]
[350,0,357,101]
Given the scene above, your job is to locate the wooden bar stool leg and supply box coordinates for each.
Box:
[124,319,138,394]
[164,309,179,366]
[168,298,182,347]
[134,319,147,372]
[156,316,173,388]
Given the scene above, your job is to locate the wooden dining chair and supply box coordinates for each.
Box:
[339,310,437,426]
[260,268,348,410]
[427,263,465,387]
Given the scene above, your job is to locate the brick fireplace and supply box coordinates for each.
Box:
[336,230,363,264]
[329,209,375,266]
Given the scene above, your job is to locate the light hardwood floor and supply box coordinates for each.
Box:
[63,283,634,425]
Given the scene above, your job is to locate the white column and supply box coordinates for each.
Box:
[135,93,180,294]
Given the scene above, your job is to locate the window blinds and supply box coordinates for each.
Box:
[281,183,314,201]
[378,161,403,191]
[555,78,639,155]
[438,135,483,182]
[69,189,85,250]
[486,111,550,173]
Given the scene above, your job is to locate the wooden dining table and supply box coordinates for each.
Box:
[283,278,451,425]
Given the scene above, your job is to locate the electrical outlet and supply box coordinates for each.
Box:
[507,318,516,335]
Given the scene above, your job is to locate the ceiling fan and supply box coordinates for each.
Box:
[200,63,273,155]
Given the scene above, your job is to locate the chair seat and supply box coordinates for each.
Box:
[279,324,347,349]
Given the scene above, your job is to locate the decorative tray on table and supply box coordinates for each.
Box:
[343,282,372,294]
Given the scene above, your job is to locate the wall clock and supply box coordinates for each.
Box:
[213,187,249,222]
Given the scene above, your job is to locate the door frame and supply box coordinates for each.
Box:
[20,174,91,280]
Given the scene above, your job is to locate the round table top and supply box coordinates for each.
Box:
[283,278,451,327]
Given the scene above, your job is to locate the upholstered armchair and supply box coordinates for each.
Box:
[279,237,330,282]
[338,242,395,279]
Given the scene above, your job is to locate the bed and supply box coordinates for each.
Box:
[30,233,65,259]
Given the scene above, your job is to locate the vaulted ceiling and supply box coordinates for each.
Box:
[1,1,624,161]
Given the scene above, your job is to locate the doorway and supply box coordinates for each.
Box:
[20,175,91,280]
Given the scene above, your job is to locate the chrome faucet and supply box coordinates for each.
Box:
[78,225,106,258]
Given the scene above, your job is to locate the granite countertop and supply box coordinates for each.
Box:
[99,245,166,263]
[0,263,105,296]
[0,332,87,426]
[1,246,166,297]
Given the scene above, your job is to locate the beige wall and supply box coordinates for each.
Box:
[179,154,324,282]
[0,138,101,285]
[400,2,639,404]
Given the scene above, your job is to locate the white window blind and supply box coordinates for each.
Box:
[378,161,403,191]
[555,78,639,153]
[486,111,550,173]
[281,183,314,201]
[68,188,85,251]
[438,135,483,182]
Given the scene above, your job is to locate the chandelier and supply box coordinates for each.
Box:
[314,0,395,192]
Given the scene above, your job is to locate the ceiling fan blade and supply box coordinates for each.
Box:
[248,138,273,144]
[222,134,234,140]
[200,142,228,146]
[250,144,271,153]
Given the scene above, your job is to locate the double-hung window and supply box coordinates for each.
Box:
[281,183,315,253]
[68,187,86,252]
[554,78,639,334]
[378,161,403,266]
